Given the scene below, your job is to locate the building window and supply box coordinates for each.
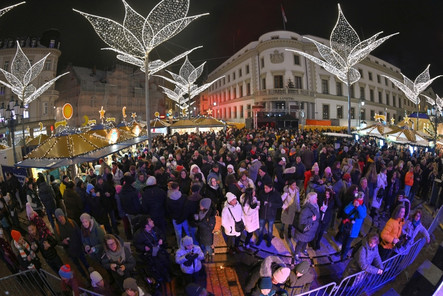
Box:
[351,107,355,119]
[360,86,365,99]
[368,72,373,81]
[349,85,354,98]
[294,76,302,89]
[399,97,402,108]
[0,86,4,95]
[378,91,382,104]
[361,108,366,120]
[385,77,388,86]
[233,106,237,118]
[262,78,266,90]
[233,72,236,80]
[387,112,390,121]
[49,39,56,48]
[240,105,244,118]
[239,69,242,78]
[336,82,343,96]
[3,61,8,70]
[247,104,251,118]
[227,75,230,83]
[276,102,286,109]
[370,89,374,102]
[358,69,363,78]
[377,74,381,83]
[246,65,250,74]
[247,83,251,95]
[321,79,329,94]
[370,110,375,120]
[393,95,396,107]
[293,54,300,65]
[42,102,48,115]
[322,104,330,119]
[260,57,264,68]
[274,75,283,88]
[44,60,52,71]
[239,86,243,97]
[337,105,343,119]
[386,93,390,105]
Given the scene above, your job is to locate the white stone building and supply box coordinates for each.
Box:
[205,31,417,128]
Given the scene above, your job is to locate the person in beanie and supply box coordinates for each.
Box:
[222,192,243,253]
[175,236,205,283]
[10,229,41,270]
[251,276,280,296]
[194,197,216,261]
[80,213,105,261]
[90,270,113,296]
[256,180,283,248]
[285,261,315,294]
[59,264,80,296]
[54,208,90,279]
[122,277,148,296]
[245,256,290,294]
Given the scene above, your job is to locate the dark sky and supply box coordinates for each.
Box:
[0,0,442,94]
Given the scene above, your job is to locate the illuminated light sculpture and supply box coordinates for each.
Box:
[156,56,223,118]
[0,41,69,105]
[383,65,442,130]
[0,2,25,18]
[286,4,397,133]
[74,0,208,149]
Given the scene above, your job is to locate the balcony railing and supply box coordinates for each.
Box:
[255,88,316,97]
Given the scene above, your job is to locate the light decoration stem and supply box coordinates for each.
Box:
[73,0,208,150]
[286,4,397,133]
[155,55,223,118]
[383,65,442,131]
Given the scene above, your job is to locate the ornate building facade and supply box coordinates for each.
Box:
[206,31,418,127]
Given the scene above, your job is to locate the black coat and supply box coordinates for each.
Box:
[195,204,216,246]
[133,226,166,256]
[63,188,84,224]
[257,188,283,221]
[317,193,340,226]
[120,184,142,215]
[141,185,166,219]
[37,182,56,211]
[295,203,320,243]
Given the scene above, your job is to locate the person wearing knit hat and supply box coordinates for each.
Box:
[221,191,243,254]
[79,213,105,261]
[258,276,275,296]
[59,264,73,279]
[58,264,80,296]
[175,235,205,281]
[55,208,65,219]
[122,277,145,296]
[145,176,156,186]
[11,229,21,242]
[90,270,104,288]
[194,198,216,262]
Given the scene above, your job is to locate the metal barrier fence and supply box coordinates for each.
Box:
[0,269,58,296]
[289,282,337,296]
[39,269,105,296]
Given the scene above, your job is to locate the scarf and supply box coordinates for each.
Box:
[14,240,33,263]
[105,243,126,263]
[412,219,420,228]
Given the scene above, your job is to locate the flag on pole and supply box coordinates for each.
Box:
[281,4,287,23]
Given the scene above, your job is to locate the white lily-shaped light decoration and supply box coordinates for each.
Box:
[0,2,25,18]
[0,41,69,105]
[287,4,398,86]
[423,93,443,114]
[383,65,442,105]
[73,0,207,76]
[156,56,223,113]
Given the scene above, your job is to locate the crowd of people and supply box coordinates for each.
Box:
[0,126,437,295]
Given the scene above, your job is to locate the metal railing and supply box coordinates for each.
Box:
[0,269,58,296]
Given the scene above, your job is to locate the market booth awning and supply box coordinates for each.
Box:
[26,134,50,146]
[355,124,393,139]
[384,127,430,146]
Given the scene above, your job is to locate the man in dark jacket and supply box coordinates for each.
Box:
[36,175,57,230]
[119,176,142,216]
[294,156,306,189]
[167,182,189,247]
[256,166,273,194]
[142,176,167,234]
[133,216,171,282]
[256,180,283,247]
[63,181,84,225]
[54,208,89,279]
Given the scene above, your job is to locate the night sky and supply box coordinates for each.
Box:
[0,0,442,94]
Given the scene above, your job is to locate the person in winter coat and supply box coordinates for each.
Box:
[90,270,114,296]
[175,236,205,283]
[395,209,430,254]
[167,181,190,247]
[189,164,206,184]
[50,175,66,214]
[142,176,167,234]
[240,188,260,248]
[58,264,80,296]
[178,169,192,196]
[10,229,41,270]
[337,192,367,260]
[183,184,202,245]
[0,228,19,274]
[26,180,44,217]
[203,177,224,213]
[248,154,262,183]
[404,166,414,199]
[27,221,63,274]
[222,192,243,253]
[256,180,283,248]
[85,183,112,234]
[237,171,256,192]
[132,216,171,283]
[122,277,149,296]
[312,187,341,250]
[279,179,300,240]
[53,208,90,279]
[63,181,84,225]
[120,176,143,217]
[294,192,320,262]
[194,198,216,261]
[371,167,388,218]
[379,205,406,261]
[37,174,55,229]
[342,232,383,278]
[80,213,105,262]
[101,234,136,292]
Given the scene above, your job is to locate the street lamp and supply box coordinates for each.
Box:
[428,106,441,146]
